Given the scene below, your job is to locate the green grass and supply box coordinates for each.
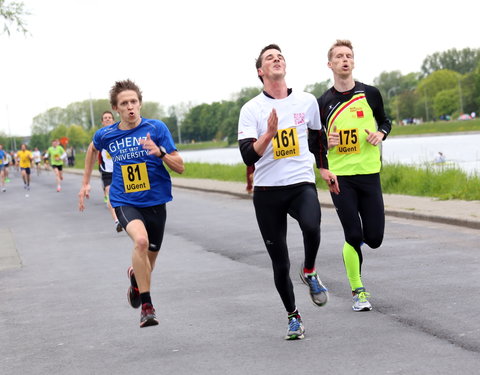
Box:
[72,134,480,200]
[73,153,85,169]
[380,163,480,200]
[176,140,230,151]
[391,119,480,137]
[177,162,480,201]
[180,162,247,181]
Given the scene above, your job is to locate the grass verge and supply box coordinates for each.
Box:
[72,154,480,201]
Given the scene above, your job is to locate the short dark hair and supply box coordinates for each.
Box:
[101,111,115,121]
[109,79,143,107]
[255,44,282,83]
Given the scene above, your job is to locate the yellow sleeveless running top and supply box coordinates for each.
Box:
[327,93,381,176]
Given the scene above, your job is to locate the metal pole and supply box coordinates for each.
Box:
[89,93,95,130]
[458,78,464,114]
[6,105,16,150]
[424,90,429,122]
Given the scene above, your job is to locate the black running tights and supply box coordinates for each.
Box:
[253,183,321,313]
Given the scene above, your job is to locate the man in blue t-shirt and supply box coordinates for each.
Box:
[78,79,185,328]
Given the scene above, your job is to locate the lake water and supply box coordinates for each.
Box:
[180,133,480,175]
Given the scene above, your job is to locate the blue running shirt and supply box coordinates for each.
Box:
[93,118,176,208]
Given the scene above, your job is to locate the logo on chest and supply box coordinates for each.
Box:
[294,113,305,125]
[349,107,364,119]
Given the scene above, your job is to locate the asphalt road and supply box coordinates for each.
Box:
[1,169,479,374]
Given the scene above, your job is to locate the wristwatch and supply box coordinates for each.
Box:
[159,146,167,158]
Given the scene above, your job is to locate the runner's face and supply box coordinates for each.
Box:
[328,46,354,78]
[101,113,115,127]
[114,90,142,124]
[258,49,286,82]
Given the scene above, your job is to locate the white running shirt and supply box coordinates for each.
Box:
[100,149,114,173]
[32,150,41,163]
[238,91,321,187]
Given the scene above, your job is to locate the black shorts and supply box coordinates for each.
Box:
[21,167,31,175]
[115,204,166,252]
[101,172,113,189]
[52,165,63,171]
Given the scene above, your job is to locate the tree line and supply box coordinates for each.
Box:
[2,47,480,152]
[2,3,480,149]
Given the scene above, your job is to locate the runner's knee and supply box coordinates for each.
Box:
[364,235,383,249]
[134,236,149,252]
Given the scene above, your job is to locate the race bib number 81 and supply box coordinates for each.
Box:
[272,127,300,160]
[121,162,151,193]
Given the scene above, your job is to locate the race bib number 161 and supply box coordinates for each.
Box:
[272,127,300,160]
[121,162,151,193]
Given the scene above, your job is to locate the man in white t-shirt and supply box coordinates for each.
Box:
[32,147,42,175]
[238,44,339,340]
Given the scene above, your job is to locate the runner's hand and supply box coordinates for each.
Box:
[78,184,91,211]
[365,129,384,146]
[267,109,278,138]
[140,133,160,156]
[320,168,340,195]
[328,126,340,149]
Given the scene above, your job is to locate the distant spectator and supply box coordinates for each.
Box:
[66,146,75,167]
[434,152,446,164]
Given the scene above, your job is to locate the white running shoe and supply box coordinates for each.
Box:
[352,287,372,312]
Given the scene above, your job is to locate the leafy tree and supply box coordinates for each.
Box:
[31,107,66,135]
[433,88,459,118]
[0,134,22,151]
[231,87,261,104]
[161,113,179,143]
[421,48,480,76]
[416,69,464,118]
[0,0,29,35]
[304,79,332,97]
[50,124,68,142]
[471,60,480,112]
[31,99,165,134]
[29,132,50,151]
[67,125,89,148]
[459,69,478,114]
[392,90,419,123]
[140,101,166,121]
[374,71,404,98]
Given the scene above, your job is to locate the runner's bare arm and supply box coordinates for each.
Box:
[78,142,99,211]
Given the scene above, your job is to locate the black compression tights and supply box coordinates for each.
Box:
[253,183,321,313]
[331,173,385,271]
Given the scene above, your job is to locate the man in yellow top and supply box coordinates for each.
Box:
[16,144,33,191]
[317,40,391,312]
[47,139,66,192]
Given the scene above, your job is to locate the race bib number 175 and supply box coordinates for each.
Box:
[121,162,151,193]
[337,128,360,154]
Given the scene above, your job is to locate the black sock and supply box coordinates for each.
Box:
[140,292,152,306]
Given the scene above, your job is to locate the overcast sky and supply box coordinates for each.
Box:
[1,0,479,136]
